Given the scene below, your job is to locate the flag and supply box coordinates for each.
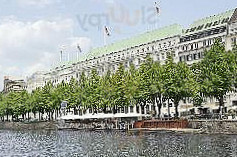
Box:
[104,26,111,36]
[154,2,160,14]
[77,44,82,53]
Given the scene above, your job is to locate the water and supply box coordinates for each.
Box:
[0,130,237,157]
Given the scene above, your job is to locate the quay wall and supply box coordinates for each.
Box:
[1,119,237,134]
[0,121,57,130]
[189,120,237,134]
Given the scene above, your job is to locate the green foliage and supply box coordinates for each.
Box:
[0,40,236,119]
[199,41,235,110]
[163,56,192,117]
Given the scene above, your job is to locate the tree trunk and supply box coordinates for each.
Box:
[141,101,146,114]
[219,96,224,114]
[28,111,30,122]
[151,97,157,117]
[48,112,50,121]
[174,100,179,118]
[218,96,225,119]
[103,106,106,113]
[55,109,57,120]
[39,112,40,121]
[158,104,161,118]
[74,107,76,115]
[113,105,117,114]
[168,99,170,120]
[156,97,162,119]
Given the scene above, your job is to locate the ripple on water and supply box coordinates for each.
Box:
[0,130,237,157]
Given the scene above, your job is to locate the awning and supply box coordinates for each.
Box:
[58,113,150,120]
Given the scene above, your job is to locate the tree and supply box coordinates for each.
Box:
[163,56,192,117]
[199,40,235,114]
[85,69,101,113]
[124,63,139,112]
[98,70,114,113]
[149,60,166,117]
[135,57,154,114]
[190,62,204,107]
[111,63,128,113]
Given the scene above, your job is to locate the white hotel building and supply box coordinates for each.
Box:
[27,8,237,117]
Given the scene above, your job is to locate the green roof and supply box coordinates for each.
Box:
[185,9,235,34]
[52,24,183,70]
[86,24,183,59]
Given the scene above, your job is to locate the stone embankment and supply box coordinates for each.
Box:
[0,121,57,130]
[1,120,237,134]
[189,120,237,134]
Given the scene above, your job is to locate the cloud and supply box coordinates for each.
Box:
[0,18,92,90]
[17,0,57,7]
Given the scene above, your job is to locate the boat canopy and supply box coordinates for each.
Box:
[58,113,150,120]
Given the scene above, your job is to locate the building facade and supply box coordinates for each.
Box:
[26,8,237,117]
[3,76,27,93]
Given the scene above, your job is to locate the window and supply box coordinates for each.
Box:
[172,52,176,57]
[146,105,149,112]
[161,54,165,60]
[193,53,198,60]
[190,44,194,50]
[194,43,199,49]
[182,46,185,51]
[121,107,124,113]
[187,54,192,61]
[163,103,166,108]
[197,24,204,30]
[159,44,161,48]
[185,45,188,51]
[152,46,154,51]
[190,27,196,32]
[232,101,237,106]
[231,37,236,46]
[125,107,128,114]
[130,106,134,113]
[205,22,212,28]
[138,58,141,64]
[208,39,212,45]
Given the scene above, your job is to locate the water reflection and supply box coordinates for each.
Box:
[0,129,236,157]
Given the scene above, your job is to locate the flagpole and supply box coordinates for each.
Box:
[104,27,107,46]
[60,50,62,62]
[68,52,70,62]
[77,44,82,61]
[154,1,160,29]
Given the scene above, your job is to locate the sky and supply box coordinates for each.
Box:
[0,0,236,90]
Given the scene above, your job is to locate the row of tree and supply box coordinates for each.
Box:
[0,41,237,121]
